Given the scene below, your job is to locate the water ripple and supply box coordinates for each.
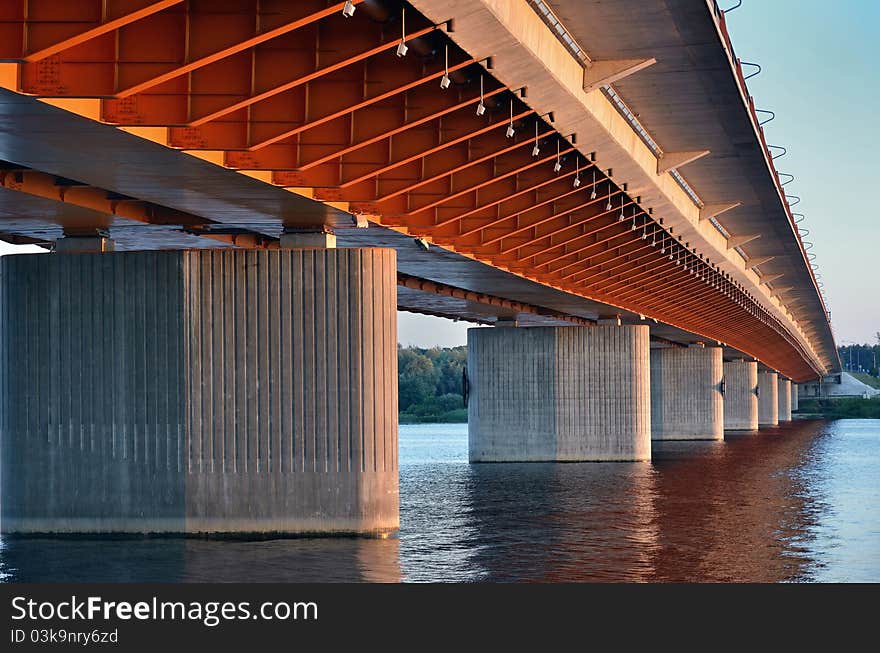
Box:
[1,419,878,582]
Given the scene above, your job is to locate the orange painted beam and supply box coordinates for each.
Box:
[376,146,577,221]
[247,58,478,151]
[551,231,651,283]
[498,200,635,262]
[614,269,717,304]
[626,289,738,325]
[276,106,534,192]
[455,182,608,253]
[335,92,515,182]
[419,158,579,232]
[490,186,610,249]
[117,1,367,98]
[568,240,661,283]
[432,173,588,243]
[584,229,679,272]
[397,272,595,326]
[605,259,700,296]
[607,290,730,331]
[0,167,210,229]
[189,24,440,127]
[533,220,641,273]
[375,128,556,204]
[609,261,713,298]
[24,0,184,62]
[226,86,510,173]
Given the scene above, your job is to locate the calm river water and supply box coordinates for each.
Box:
[1,419,878,582]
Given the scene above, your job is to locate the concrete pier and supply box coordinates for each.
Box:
[467,325,651,462]
[723,360,758,430]
[758,371,779,426]
[777,378,792,422]
[0,248,399,535]
[791,384,799,412]
[650,346,724,440]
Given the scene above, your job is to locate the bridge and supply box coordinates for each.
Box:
[0,0,839,535]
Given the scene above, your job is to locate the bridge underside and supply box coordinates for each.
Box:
[0,0,834,536]
[0,0,834,382]
[0,98,801,374]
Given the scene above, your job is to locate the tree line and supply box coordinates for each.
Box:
[838,333,880,376]
[398,345,467,423]
[396,333,880,423]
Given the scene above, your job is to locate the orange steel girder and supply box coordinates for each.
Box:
[279,108,542,198]
[225,86,510,174]
[503,202,638,265]
[428,170,585,239]
[479,184,611,250]
[0,164,212,230]
[0,0,184,61]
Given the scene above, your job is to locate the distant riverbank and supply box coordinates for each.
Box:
[797,397,880,419]
[399,404,467,424]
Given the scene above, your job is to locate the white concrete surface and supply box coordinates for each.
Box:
[468,325,651,461]
[650,347,723,440]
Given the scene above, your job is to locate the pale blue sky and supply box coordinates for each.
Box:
[1,1,876,348]
[722,0,880,348]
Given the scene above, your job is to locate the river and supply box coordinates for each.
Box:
[1,419,878,582]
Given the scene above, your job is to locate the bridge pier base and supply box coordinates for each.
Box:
[778,378,792,421]
[791,384,799,412]
[0,248,399,536]
[467,325,651,462]
[758,371,780,426]
[650,346,724,440]
[723,360,759,431]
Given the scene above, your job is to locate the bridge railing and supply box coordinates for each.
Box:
[709,1,830,320]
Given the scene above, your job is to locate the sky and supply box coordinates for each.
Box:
[2,1,877,349]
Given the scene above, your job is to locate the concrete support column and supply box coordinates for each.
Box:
[791,384,799,412]
[723,360,758,431]
[650,346,723,440]
[777,378,792,421]
[758,371,779,426]
[0,248,398,535]
[467,325,651,462]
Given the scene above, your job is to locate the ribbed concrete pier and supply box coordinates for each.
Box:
[758,371,779,426]
[777,378,792,422]
[467,325,651,461]
[723,360,758,431]
[0,249,399,535]
[650,346,723,440]
[791,384,799,412]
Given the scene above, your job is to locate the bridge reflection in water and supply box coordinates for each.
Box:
[2,419,877,583]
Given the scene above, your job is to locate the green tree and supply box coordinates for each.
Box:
[838,339,880,377]
[398,347,439,411]
[436,348,467,396]
[397,345,468,420]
